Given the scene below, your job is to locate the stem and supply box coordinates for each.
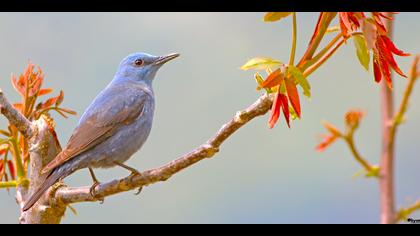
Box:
[393,56,419,127]
[389,57,420,223]
[297,12,337,66]
[289,12,297,66]
[300,32,343,71]
[10,138,26,179]
[0,89,33,138]
[303,38,345,77]
[395,200,420,223]
[344,134,375,174]
[379,12,396,224]
[0,181,17,188]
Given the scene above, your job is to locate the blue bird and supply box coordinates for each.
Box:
[23,52,179,211]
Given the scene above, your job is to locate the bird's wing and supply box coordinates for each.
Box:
[41,84,151,174]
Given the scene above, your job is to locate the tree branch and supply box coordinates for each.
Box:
[344,134,378,177]
[379,12,397,224]
[53,93,273,205]
[393,55,419,129]
[0,88,33,138]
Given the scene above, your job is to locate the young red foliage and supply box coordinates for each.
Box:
[373,35,410,88]
[260,69,284,89]
[7,160,15,180]
[285,78,301,118]
[269,91,282,129]
[345,110,365,129]
[316,135,338,152]
[339,12,365,37]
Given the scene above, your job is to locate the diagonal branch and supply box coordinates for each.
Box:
[0,88,33,138]
[54,93,274,205]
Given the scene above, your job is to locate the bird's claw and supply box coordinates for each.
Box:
[128,171,140,181]
[134,186,143,195]
[113,162,144,197]
[89,182,104,204]
[128,172,143,196]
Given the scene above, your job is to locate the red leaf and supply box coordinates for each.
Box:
[377,36,407,78]
[59,108,77,115]
[0,143,8,156]
[322,121,342,137]
[29,77,43,97]
[7,160,15,180]
[41,97,58,109]
[55,90,64,106]
[11,75,25,96]
[381,35,410,57]
[380,53,393,88]
[41,91,64,109]
[316,135,338,152]
[345,110,365,128]
[339,12,350,37]
[0,160,4,181]
[0,160,4,175]
[372,13,388,35]
[268,92,282,129]
[285,79,301,118]
[38,88,53,96]
[260,69,284,89]
[373,59,382,83]
[279,93,290,128]
[24,62,34,78]
[339,12,364,37]
[378,12,395,20]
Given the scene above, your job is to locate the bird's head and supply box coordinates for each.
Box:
[115,52,179,84]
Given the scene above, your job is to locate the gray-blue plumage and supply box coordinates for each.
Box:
[23,52,179,211]
[60,79,155,170]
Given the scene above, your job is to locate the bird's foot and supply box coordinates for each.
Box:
[89,182,104,204]
[126,170,144,196]
[113,161,143,196]
[88,167,105,204]
[127,171,143,196]
[134,186,143,195]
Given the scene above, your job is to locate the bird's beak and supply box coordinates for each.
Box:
[154,53,180,65]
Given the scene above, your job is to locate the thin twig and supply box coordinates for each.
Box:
[395,200,420,223]
[392,55,419,129]
[344,135,375,175]
[0,88,33,138]
[54,93,274,205]
[390,56,420,223]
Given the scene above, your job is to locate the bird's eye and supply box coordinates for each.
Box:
[134,59,144,66]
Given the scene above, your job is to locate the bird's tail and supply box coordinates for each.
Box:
[22,168,66,212]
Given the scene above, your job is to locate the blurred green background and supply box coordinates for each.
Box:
[0,12,419,224]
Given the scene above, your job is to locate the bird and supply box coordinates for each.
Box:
[23,52,179,211]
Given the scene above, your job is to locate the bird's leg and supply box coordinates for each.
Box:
[88,168,104,204]
[113,161,143,195]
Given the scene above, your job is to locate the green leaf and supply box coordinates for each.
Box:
[279,81,286,94]
[287,65,311,98]
[352,34,370,71]
[241,57,282,71]
[264,12,292,22]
